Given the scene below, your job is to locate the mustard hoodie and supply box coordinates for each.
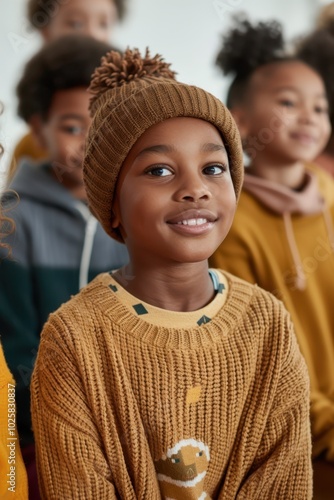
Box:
[210,164,334,461]
[0,343,27,499]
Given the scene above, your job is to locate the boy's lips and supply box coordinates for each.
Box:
[166,209,217,235]
[290,131,317,145]
[166,209,217,225]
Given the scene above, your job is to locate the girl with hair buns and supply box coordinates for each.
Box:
[297,14,334,178]
[210,15,334,498]
[31,48,312,499]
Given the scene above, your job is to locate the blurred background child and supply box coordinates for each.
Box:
[0,35,128,498]
[8,0,127,183]
[0,111,28,499]
[209,16,334,499]
[296,13,334,178]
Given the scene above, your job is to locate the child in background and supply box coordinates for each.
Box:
[31,48,312,499]
[27,0,126,43]
[210,17,334,496]
[0,131,27,499]
[8,0,127,182]
[297,19,334,177]
[0,35,128,498]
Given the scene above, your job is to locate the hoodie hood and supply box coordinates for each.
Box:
[9,160,101,289]
[243,170,324,215]
[243,170,334,291]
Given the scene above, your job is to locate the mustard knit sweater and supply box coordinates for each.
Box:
[31,271,312,499]
[210,165,334,462]
[0,344,28,499]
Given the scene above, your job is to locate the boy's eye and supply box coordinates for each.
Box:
[61,125,84,135]
[315,105,329,114]
[68,19,84,29]
[278,99,295,108]
[100,19,110,29]
[146,166,172,177]
[203,164,226,175]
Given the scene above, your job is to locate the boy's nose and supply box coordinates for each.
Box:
[298,105,316,124]
[175,175,212,202]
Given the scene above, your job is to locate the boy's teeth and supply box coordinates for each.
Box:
[177,218,207,226]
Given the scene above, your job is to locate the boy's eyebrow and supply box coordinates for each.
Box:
[137,143,227,158]
[273,86,327,98]
[137,145,176,157]
[201,143,227,153]
[59,114,86,121]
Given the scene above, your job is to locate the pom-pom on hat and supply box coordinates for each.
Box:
[83,48,244,241]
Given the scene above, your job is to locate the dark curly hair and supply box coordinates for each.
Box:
[0,103,15,256]
[27,0,126,29]
[296,21,334,128]
[17,34,116,122]
[216,15,292,108]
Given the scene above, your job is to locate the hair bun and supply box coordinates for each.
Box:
[216,15,285,79]
[89,48,177,108]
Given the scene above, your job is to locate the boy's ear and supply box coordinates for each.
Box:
[29,114,48,150]
[229,107,250,142]
[111,204,121,230]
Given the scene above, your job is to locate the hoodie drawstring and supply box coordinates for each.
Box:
[282,212,306,291]
[322,205,334,252]
[75,202,98,289]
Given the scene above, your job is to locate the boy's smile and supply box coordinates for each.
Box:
[112,117,237,267]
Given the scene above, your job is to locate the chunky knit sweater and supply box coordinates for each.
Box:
[31,271,312,499]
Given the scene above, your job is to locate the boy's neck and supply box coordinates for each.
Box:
[247,159,307,190]
[113,261,216,312]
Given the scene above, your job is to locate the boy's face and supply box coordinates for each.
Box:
[42,0,117,43]
[33,86,91,192]
[233,61,331,164]
[112,117,237,265]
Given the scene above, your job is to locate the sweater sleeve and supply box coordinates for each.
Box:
[231,314,312,499]
[31,316,119,500]
[0,344,28,500]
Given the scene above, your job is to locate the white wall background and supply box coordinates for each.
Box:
[0,0,327,185]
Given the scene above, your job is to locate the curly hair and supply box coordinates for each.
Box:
[296,21,334,128]
[17,34,115,122]
[0,104,15,256]
[27,0,126,29]
[216,15,292,108]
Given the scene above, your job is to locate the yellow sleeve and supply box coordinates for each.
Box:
[0,344,28,499]
[7,132,48,184]
[210,232,258,285]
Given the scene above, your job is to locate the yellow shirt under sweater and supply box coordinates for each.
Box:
[0,344,28,499]
[210,165,334,461]
[31,270,312,499]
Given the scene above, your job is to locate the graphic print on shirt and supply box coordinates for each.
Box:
[155,438,211,500]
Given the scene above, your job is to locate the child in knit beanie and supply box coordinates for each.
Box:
[31,48,312,499]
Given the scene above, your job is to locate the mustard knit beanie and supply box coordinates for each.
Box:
[83,48,244,241]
